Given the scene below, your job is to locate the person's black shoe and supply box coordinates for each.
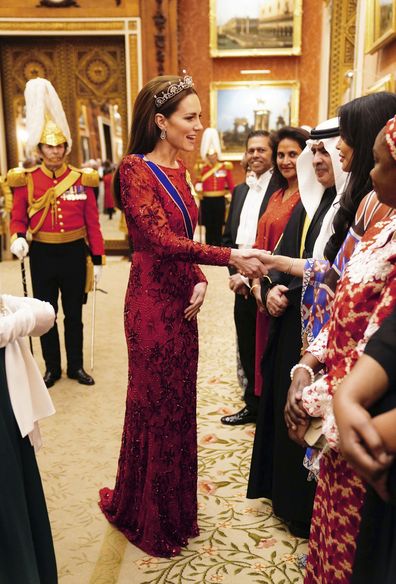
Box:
[288,520,310,539]
[67,368,95,386]
[43,370,61,388]
[220,406,257,426]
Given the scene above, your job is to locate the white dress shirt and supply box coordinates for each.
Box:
[236,169,272,248]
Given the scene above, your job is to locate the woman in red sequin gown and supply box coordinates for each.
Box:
[99,75,265,557]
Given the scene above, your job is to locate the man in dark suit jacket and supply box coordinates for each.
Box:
[221,130,280,425]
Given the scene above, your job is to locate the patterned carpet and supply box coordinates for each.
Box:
[2,233,307,583]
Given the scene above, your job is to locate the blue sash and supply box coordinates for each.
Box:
[136,154,194,240]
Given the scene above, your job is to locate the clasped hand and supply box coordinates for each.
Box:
[229,249,270,279]
[266,285,289,317]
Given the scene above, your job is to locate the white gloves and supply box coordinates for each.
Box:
[10,237,29,259]
[94,265,103,284]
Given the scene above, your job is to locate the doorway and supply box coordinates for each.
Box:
[0,35,127,169]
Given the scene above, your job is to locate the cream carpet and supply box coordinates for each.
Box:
[1,217,307,584]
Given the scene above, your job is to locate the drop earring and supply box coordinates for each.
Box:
[160,129,167,140]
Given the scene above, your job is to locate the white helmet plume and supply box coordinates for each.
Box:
[24,77,72,154]
[200,127,222,160]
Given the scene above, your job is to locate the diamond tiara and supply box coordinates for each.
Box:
[154,75,194,108]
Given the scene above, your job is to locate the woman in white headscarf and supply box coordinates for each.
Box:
[0,294,57,583]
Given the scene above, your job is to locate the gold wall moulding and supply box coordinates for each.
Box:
[366,0,396,53]
[0,21,125,31]
[129,34,140,106]
[209,0,303,57]
[210,80,300,160]
[328,0,357,118]
[366,72,395,93]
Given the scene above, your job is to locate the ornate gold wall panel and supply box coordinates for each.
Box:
[0,36,128,168]
[328,0,357,117]
[0,0,139,18]
[0,21,125,31]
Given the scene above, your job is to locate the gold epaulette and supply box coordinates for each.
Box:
[6,167,27,187]
[7,165,39,188]
[223,161,233,170]
[68,165,100,188]
[193,161,205,175]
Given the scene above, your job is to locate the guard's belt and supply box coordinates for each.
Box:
[202,190,227,197]
[31,226,87,244]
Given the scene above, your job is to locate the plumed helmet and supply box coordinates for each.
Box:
[24,77,72,154]
[200,127,222,160]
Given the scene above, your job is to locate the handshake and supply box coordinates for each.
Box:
[228,248,274,278]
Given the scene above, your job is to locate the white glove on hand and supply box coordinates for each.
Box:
[10,237,29,259]
[94,265,103,285]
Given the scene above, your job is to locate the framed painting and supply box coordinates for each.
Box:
[209,0,303,57]
[366,73,395,93]
[210,80,300,160]
[366,0,396,53]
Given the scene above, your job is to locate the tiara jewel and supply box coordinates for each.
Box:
[154,75,194,108]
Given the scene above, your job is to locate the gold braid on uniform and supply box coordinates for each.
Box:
[27,174,59,234]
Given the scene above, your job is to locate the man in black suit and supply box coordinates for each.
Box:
[221,130,280,425]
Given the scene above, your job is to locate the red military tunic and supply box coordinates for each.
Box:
[200,161,234,197]
[198,161,234,245]
[10,162,104,260]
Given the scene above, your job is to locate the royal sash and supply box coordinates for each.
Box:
[137,154,194,240]
[200,162,223,183]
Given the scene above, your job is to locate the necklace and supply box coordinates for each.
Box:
[283,187,298,201]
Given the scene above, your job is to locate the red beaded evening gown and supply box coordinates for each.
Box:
[99,155,230,557]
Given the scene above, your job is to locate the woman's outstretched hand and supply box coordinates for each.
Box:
[184,281,207,321]
[229,248,269,278]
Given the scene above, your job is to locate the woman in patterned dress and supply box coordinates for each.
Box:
[98,75,267,558]
[284,118,396,581]
[334,117,396,584]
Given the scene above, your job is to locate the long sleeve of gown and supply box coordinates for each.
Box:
[120,156,231,266]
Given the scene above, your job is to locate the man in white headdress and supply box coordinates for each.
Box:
[9,77,105,388]
[296,117,347,259]
[195,128,234,245]
[246,118,347,537]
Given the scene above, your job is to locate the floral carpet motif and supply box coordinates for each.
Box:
[3,253,307,584]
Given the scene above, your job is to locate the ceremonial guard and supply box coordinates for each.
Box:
[0,175,13,260]
[9,77,105,388]
[195,128,234,245]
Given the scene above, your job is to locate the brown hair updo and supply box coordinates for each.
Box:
[113,75,198,207]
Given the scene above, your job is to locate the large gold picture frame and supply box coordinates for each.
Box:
[209,0,303,57]
[366,0,396,53]
[210,80,300,160]
[366,73,395,93]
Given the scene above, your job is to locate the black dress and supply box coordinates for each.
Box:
[351,308,396,584]
[0,347,58,584]
[247,188,336,534]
